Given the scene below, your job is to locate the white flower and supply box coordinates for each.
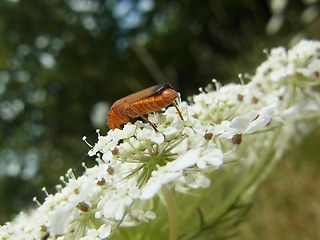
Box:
[197,148,224,169]
[139,132,224,200]
[96,178,140,221]
[49,205,72,235]
[213,112,271,139]
[1,39,319,240]
[0,225,9,239]
[97,224,112,239]
[136,127,164,144]
[254,39,320,86]
[180,172,211,189]
[167,149,199,171]
[140,167,182,200]
[80,224,111,240]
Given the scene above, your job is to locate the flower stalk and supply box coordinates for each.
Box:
[162,185,178,240]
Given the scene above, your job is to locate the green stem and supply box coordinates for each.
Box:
[162,185,178,240]
[205,132,286,223]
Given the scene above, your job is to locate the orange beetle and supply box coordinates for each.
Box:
[107,84,184,130]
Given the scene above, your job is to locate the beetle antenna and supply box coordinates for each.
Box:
[176,93,182,105]
[172,101,184,121]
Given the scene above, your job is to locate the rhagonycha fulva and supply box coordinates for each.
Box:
[107,84,184,131]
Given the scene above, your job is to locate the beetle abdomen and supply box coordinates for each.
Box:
[107,84,181,130]
[107,109,129,129]
[131,88,179,116]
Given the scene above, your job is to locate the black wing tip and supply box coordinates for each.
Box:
[152,83,173,95]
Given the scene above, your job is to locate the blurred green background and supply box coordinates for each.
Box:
[0,0,319,238]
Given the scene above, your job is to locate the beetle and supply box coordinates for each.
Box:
[107,84,184,130]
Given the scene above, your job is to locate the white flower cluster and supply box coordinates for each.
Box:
[88,103,224,199]
[192,40,320,140]
[1,40,319,240]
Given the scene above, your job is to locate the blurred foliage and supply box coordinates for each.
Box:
[0,0,319,235]
[236,129,320,240]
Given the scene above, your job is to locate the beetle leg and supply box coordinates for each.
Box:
[171,101,184,120]
[140,115,158,132]
[129,103,158,132]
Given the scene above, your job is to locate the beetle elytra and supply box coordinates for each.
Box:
[107,84,184,130]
